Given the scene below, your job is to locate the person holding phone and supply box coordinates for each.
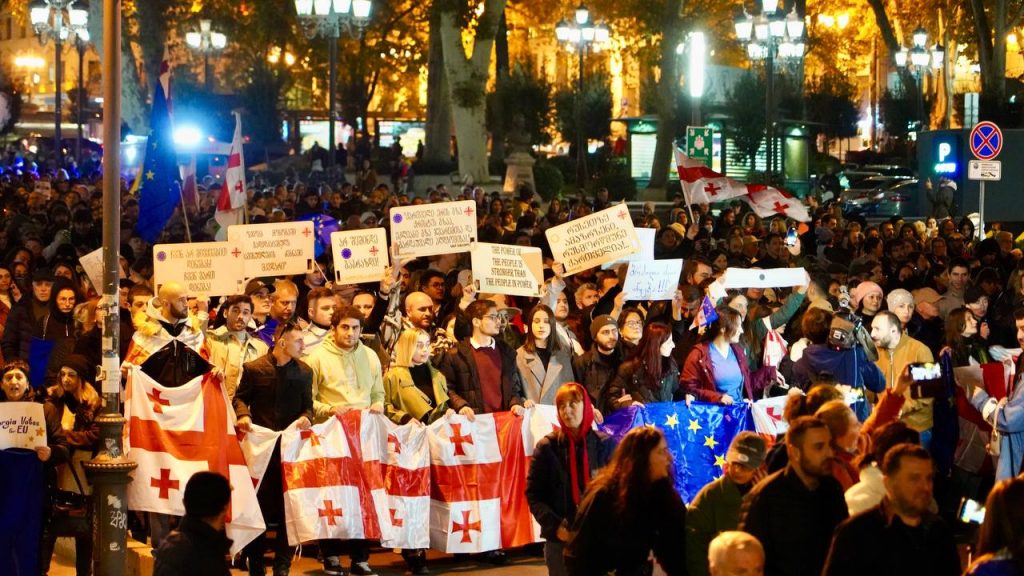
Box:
[870,311,935,443]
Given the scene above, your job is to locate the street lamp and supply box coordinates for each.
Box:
[734,2,805,178]
[185,19,227,92]
[294,0,372,182]
[29,0,89,170]
[554,3,611,188]
[678,31,707,126]
[894,26,943,133]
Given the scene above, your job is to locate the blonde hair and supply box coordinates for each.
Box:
[393,329,430,368]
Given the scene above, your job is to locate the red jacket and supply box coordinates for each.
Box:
[681,342,776,403]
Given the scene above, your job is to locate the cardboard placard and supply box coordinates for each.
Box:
[79,247,105,292]
[330,229,389,285]
[622,259,683,300]
[545,204,640,276]
[602,227,656,269]
[227,221,316,278]
[153,241,245,297]
[0,402,47,450]
[721,267,808,289]
[388,200,477,258]
[470,242,543,298]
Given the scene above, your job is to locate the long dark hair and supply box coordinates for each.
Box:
[524,304,562,354]
[629,322,672,386]
[585,426,666,517]
[975,477,1024,572]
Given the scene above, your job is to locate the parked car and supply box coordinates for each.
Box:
[842,175,915,201]
[843,179,919,218]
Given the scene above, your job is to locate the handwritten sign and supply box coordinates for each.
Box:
[227,221,315,278]
[330,229,389,285]
[153,241,245,297]
[0,402,46,450]
[622,259,683,300]
[602,227,656,269]
[79,247,105,292]
[470,242,543,298]
[545,203,640,276]
[721,267,808,289]
[389,200,477,258]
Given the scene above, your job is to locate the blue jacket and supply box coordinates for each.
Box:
[970,373,1024,480]
[793,344,885,420]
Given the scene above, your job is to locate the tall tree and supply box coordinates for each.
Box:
[438,0,508,184]
[423,8,452,166]
[644,0,683,191]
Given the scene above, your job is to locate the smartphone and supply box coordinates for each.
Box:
[958,498,986,524]
[909,362,942,381]
[785,227,798,247]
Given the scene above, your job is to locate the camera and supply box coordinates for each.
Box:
[828,286,878,361]
[908,362,944,399]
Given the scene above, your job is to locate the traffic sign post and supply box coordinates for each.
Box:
[686,126,713,168]
[969,122,1003,240]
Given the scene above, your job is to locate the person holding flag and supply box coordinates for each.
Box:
[601,322,679,414]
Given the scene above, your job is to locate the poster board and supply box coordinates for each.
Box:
[545,204,640,276]
[721,267,808,289]
[388,200,477,258]
[227,221,316,278]
[0,402,47,450]
[153,242,245,297]
[79,247,104,292]
[470,243,543,298]
[602,227,656,269]
[330,229,389,285]
[622,259,683,300]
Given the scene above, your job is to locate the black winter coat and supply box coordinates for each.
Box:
[525,429,610,541]
[153,516,231,576]
[436,339,525,414]
[232,353,313,431]
[571,347,621,408]
[0,298,46,361]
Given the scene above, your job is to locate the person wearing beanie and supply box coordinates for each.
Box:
[153,472,233,576]
[572,314,621,417]
[526,382,610,576]
[686,431,767,576]
[851,281,884,327]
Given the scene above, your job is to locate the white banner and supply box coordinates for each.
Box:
[602,227,656,269]
[470,242,543,298]
[545,204,640,276]
[330,229,389,285]
[153,241,245,297]
[622,259,683,301]
[721,267,808,289]
[228,221,316,278]
[389,200,477,258]
[0,402,47,450]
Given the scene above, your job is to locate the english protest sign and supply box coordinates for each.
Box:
[0,402,46,450]
[153,241,245,297]
[330,229,389,285]
[389,200,477,258]
[470,243,543,298]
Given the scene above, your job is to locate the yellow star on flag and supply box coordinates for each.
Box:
[688,419,701,433]
[145,170,155,180]
[714,454,726,468]
[703,434,718,449]
[665,414,680,429]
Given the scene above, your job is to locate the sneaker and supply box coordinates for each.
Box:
[323,556,346,576]
[349,561,377,576]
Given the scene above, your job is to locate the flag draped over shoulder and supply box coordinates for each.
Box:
[135,81,181,243]
[124,367,265,554]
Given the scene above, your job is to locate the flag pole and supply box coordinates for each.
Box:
[675,148,697,227]
[179,185,192,242]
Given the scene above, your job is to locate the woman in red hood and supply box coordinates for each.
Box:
[525,382,610,576]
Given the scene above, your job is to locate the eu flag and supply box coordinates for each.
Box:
[296,213,340,258]
[600,400,753,503]
[135,83,181,243]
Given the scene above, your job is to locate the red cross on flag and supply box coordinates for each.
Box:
[125,367,266,554]
[750,395,791,437]
[215,112,246,239]
[377,417,431,550]
[427,413,541,553]
[675,149,745,205]
[744,185,810,222]
[279,411,392,546]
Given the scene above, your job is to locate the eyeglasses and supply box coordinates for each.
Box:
[624,321,643,328]
[482,314,500,321]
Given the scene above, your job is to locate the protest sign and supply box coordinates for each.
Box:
[622,259,683,300]
[389,200,477,258]
[330,229,389,285]
[78,247,104,292]
[721,267,808,289]
[545,204,640,276]
[602,227,656,269]
[470,243,543,298]
[228,221,316,278]
[0,402,46,450]
[153,241,245,297]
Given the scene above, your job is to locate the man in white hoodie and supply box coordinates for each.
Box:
[303,305,384,576]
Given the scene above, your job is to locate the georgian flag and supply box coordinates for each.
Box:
[427,412,540,553]
[675,149,746,205]
[750,395,790,437]
[124,367,265,554]
[215,113,246,239]
[744,185,811,222]
[379,419,431,549]
[238,423,283,491]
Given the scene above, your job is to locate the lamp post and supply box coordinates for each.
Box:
[678,31,707,126]
[185,19,227,92]
[734,0,804,179]
[74,28,89,165]
[555,4,610,188]
[895,26,944,134]
[30,0,89,170]
[294,0,372,183]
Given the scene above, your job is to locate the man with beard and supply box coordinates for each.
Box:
[686,432,767,576]
[871,312,934,440]
[740,416,848,576]
[207,294,268,399]
[822,444,959,576]
[572,315,620,417]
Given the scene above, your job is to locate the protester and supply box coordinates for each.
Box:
[153,471,233,576]
[965,477,1024,575]
[564,426,686,576]
[602,322,678,413]
[870,310,935,439]
[681,306,771,404]
[207,294,268,399]
[517,304,574,406]
[707,531,764,576]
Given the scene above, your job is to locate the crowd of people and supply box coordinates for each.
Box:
[0,163,1022,576]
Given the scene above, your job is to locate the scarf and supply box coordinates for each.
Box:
[558,382,595,505]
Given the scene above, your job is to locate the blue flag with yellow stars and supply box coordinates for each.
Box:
[295,212,340,258]
[135,82,181,243]
[600,400,753,503]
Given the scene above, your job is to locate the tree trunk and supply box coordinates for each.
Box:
[438,0,507,185]
[646,0,683,192]
[490,9,510,165]
[866,0,920,102]
[423,8,452,166]
[120,37,148,134]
